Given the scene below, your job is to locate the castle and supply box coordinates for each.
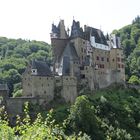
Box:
[22,19,125,103]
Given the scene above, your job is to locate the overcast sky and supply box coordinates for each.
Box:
[0,0,140,43]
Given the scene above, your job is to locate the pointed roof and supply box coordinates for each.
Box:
[53,39,68,63]
[62,42,79,60]
[60,43,79,76]
[70,20,84,39]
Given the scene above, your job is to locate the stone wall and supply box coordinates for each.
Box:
[23,70,55,103]
[32,76,54,101]
[22,65,33,97]
[61,76,77,103]
[6,97,45,115]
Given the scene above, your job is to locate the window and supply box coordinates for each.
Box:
[121,58,124,62]
[118,64,121,68]
[112,59,115,62]
[44,91,46,94]
[117,57,120,62]
[122,64,124,68]
[31,69,37,75]
[96,56,99,60]
[107,58,109,62]
[80,74,85,79]
[80,66,84,70]
[101,57,104,61]
[100,64,104,68]
[102,64,104,68]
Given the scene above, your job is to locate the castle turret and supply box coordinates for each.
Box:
[70,20,84,39]
[58,20,68,39]
[50,20,68,40]
[50,20,69,74]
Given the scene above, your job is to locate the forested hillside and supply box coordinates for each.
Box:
[0,37,52,96]
[113,16,140,84]
[65,86,140,140]
[0,85,140,139]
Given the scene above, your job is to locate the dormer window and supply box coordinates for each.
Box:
[31,69,37,75]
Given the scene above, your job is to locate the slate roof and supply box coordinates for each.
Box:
[53,39,68,63]
[84,26,108,45]
[62,42,79,60]
[61,42,79,75]
[51,24,60,35]
[0,84,9,91]
[70,20,84,39]
[116,36,120,48]
[31,60,52,76]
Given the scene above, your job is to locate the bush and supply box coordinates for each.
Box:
[0,102,91,140]
[128,75,140,85]
[13,89,23,97]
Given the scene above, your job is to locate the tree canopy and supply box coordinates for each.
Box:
[0,37,52,95]
[112,15,140,83]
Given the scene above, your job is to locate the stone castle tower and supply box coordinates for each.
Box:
[22,19,125,104]
[50,19,125,90]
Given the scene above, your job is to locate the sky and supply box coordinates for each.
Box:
[0,0,140,43]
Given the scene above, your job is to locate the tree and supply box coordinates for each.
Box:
[66,95,104,140]
[128,75,140,85]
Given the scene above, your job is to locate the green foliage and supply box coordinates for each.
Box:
[128,75,140,84]
[0,87,140,139]
[65,95,104,140]
[113,16,140,81]
[0,37,52,95]
[0,103,90,140]
[13,89,23,97]
[65,86,140,140]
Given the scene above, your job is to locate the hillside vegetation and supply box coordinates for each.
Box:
[0,86,140,139]
[0,37,52,96]
[113,16,140,84]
